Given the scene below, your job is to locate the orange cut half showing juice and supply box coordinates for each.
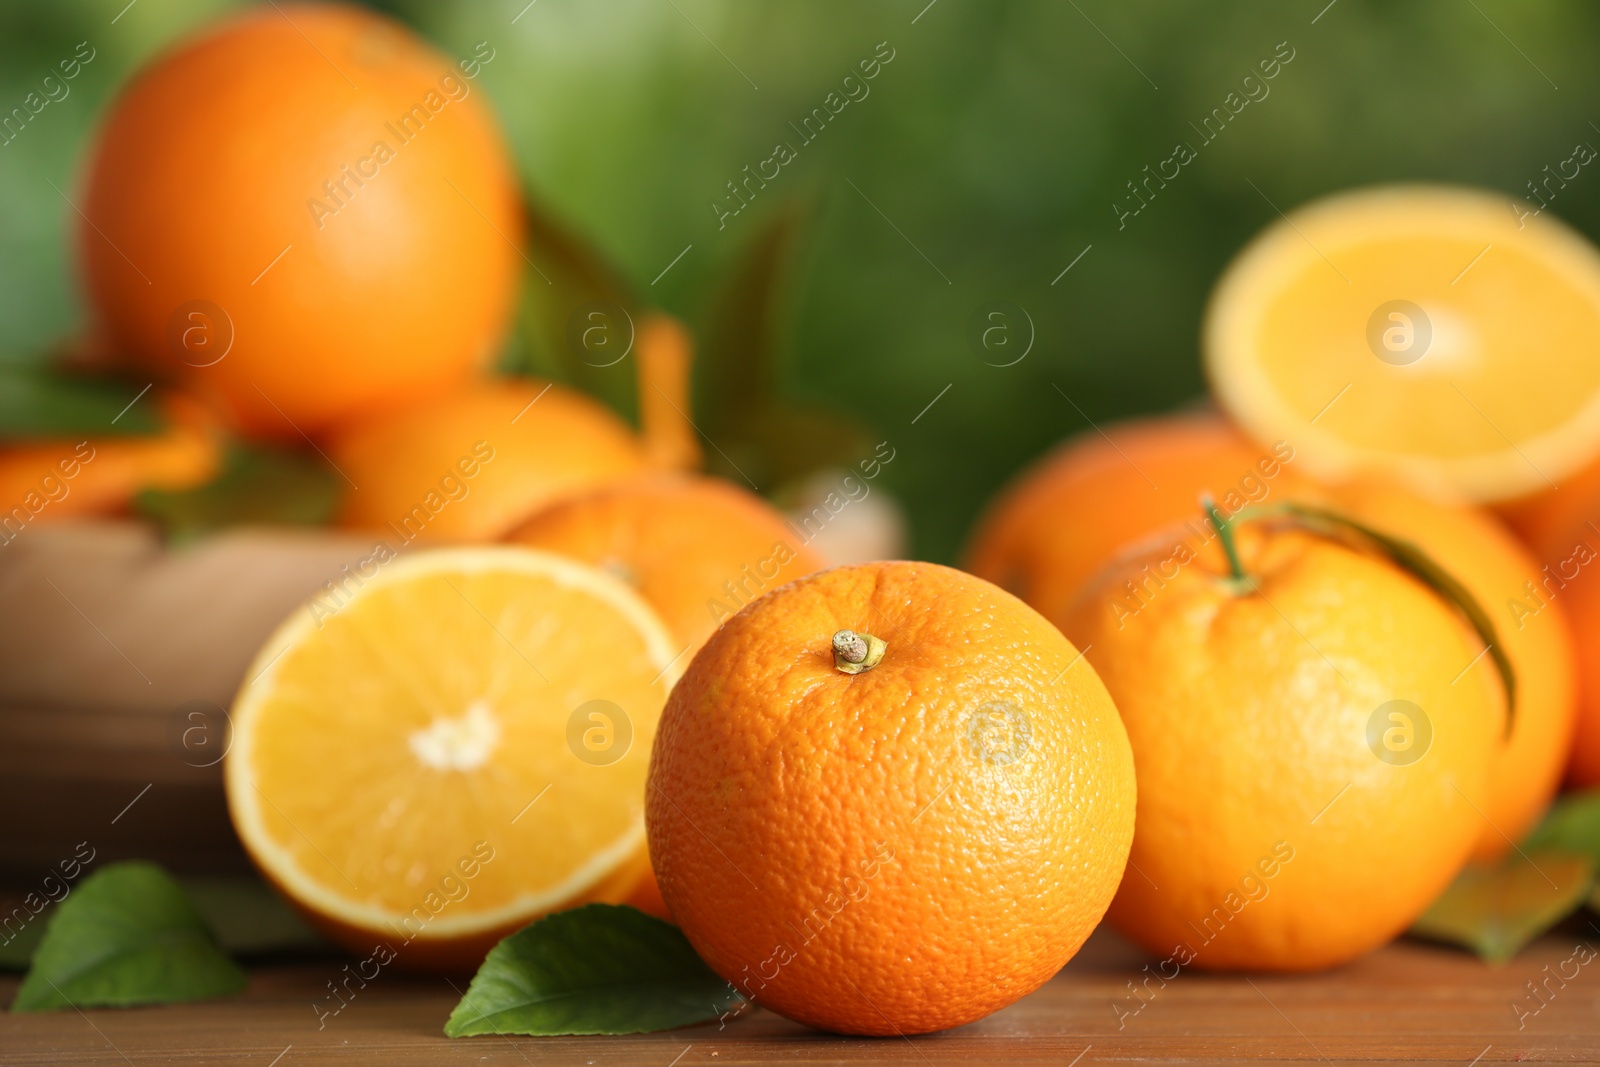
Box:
[225,546,684,971]
[1205,184,1600,502]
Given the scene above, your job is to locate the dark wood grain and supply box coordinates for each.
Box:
[4,927,1598,1065]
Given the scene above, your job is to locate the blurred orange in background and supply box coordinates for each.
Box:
[328,377,648,544]
[510,473,826,657]
[1204,185,1600,504]
[330,312,706,544]
[77,3,523,438]
[1501,459,1600,788]
[964,410,1309,624]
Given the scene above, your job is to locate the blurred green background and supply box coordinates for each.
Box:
[4,0,1598,560]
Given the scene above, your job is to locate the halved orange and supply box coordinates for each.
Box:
[225,546,682,970]
[1205,184,1600,502]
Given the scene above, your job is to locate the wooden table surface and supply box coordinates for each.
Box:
[4,927,1598,1065]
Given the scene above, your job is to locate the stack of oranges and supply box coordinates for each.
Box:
[968,184,1600,974]
[51,4,702,543]
[13,3,836,982]
[22,3,1600,1042]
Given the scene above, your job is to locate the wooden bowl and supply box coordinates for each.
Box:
[0,521,378,883]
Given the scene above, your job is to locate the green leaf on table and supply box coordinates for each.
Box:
[135,444,340,542]
[1523,789,1600,862]
[0,873,326,973]
[0,367,162,439]
[1411,849,1594,964]
[444,904,744,1037]
[182,875,327,958]
[10,862,247,1012]
[0,919,45,972]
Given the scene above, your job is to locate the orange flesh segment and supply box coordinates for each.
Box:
[227,548,680,936]
[1207,185,1600,501]
[1261,237,1600,457]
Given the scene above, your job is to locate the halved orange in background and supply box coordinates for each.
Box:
[225,546,682,970]
[1205,185,1600,502]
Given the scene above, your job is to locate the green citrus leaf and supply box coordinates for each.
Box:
[1,874,327,973]
[1523,789,1600,864]
[1411,849,1594,964]
[10,862,247,1012]
[0,368,161,439]
[0,919,44,972]
[181,875,327,958]
[695,200,879,489]
[135,444,340,542]
[444,904,743,1037]
[699,199,806,423]
[508,191,640,421]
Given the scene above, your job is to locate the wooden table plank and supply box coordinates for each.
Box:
[3,928,1598,1065]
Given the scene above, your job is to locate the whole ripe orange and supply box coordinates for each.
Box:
[0,391,220,525]
[79,4,522,437]
[967,412,1576,860]
[1497,457,1600,557]
[509,474,827,657]
[1061,520,1504,971]
[329,378,648,544]
[1497,462,1600,786]
[647,561,1135,1035]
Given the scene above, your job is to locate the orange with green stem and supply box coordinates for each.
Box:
[1063,500,1506,970]
[967,412,1572,861]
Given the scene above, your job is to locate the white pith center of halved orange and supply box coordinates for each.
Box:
[409,700,501,771]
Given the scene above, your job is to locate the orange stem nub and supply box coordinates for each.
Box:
[636,313,702,472]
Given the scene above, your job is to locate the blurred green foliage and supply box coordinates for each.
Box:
[4,0,1600,560]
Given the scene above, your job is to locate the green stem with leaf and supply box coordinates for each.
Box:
[1207,499,1516,730]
